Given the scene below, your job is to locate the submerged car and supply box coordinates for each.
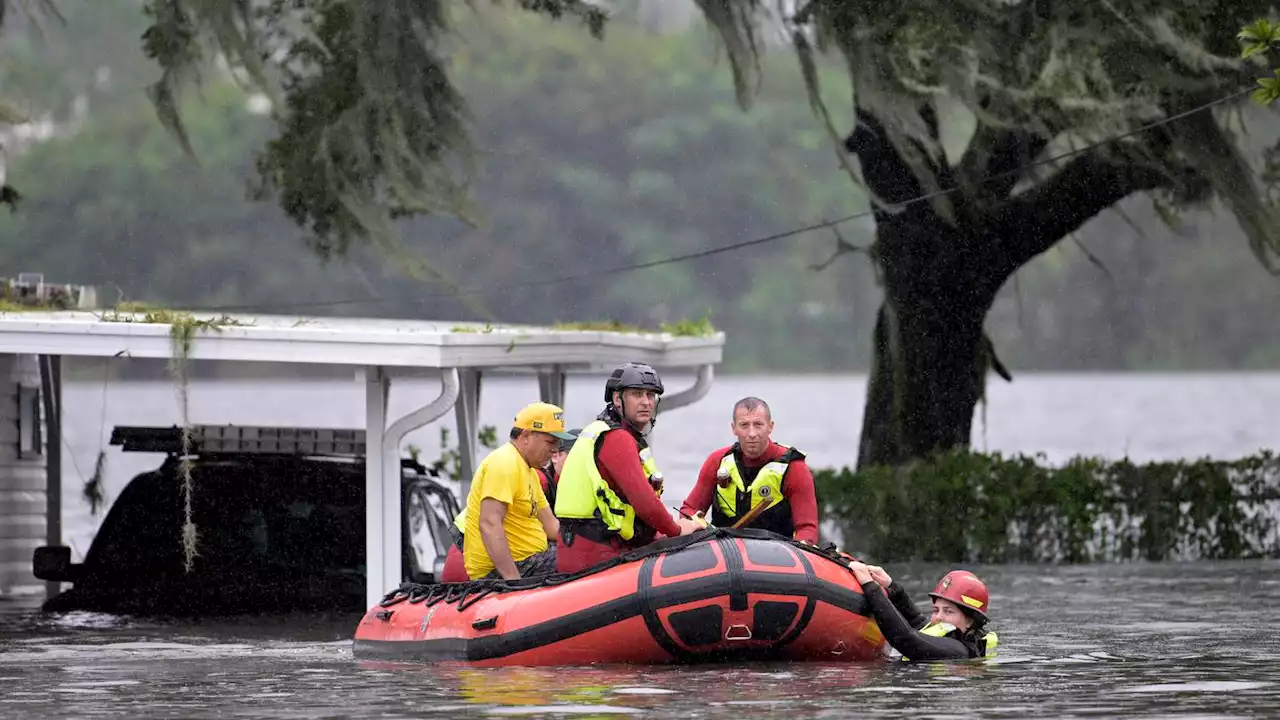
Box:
[32,424,461,616]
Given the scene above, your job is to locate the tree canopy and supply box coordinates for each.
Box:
[112,1,1280,276]
[684,1,1280,467]
[1,1,1276,378]
[2,1,1279,474]
[138,0,610,262]
[7,1,1277,276]
[700,1,1280,271]
[0,3,889,372]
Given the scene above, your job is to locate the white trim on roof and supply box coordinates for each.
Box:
[0,312,724,369]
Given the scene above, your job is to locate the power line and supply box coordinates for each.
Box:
[202,87,1252,314]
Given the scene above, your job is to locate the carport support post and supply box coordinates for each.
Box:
[39,355,61,599]
[364,368,461,609]
[364,365,391,609]
[454,370,482,500]
[537,366,566,408]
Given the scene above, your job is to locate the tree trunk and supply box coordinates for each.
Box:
[856,224,1000,469]
[843,107,1178,470]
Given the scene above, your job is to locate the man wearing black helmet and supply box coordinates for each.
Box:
[554,362,703,573]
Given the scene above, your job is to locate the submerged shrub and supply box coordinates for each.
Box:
[815,450,1280,563]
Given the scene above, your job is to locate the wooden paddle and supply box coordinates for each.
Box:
[731,496,775,529]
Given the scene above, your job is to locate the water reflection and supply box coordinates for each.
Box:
[445,664,881,707]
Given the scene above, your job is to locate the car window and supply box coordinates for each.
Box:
[85,458,365,580]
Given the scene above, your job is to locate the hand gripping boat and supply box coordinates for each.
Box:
[352,528,888,666]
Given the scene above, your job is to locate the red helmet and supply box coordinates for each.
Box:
[928,570,990,620]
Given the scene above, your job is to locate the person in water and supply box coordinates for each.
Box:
[553,362,702,573]
[679,397,819,543]
[461,402,573,580]
[440,427,579,584]
[847,561,999,661]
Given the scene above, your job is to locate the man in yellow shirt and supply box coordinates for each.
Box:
[463,402,573,580]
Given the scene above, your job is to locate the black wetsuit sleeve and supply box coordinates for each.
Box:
[862,581,973,662]
[886,582,929,630]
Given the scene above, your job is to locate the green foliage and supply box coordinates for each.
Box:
[659,314,716,337]
[696,2,1280,466]
[137,0,608,255]
[702,1,1280,267]
[1239,18,1280,59]
[0,1,153,206]
[550,314,716,337]
[417,8,867,366]
[0,75,345,306]
[816,450,1280,564]
[1240,18,1280,104]
[99,306,247,350]
[1,6,1278,373]
[552,320,652,333]
[96,304,246,569]
[0,5,874,372]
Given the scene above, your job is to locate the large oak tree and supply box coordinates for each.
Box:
[5,1,1279,468]
[700,1,1280,467]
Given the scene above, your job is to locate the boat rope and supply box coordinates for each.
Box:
[377,527,861,610]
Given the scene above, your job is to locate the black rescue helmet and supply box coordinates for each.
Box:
[603,362,665,402]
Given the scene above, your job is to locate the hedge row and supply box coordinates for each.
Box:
[814,450,1280,563]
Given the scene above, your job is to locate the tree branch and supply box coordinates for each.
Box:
[844,109,926,210]
[959,125,1052,202]
[983,148,1171,273]
[956,85,1064,205]
[809,220,870,271]
[981,332,1013,382]
[1068,232,1115,285]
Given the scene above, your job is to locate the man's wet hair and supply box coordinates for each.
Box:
[510,426,523,440]
[732,396,771,421]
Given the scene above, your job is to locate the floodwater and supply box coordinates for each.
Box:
[2,560,1278,718]
[2,369,1279,717]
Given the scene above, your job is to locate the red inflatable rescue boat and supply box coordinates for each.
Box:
[352,529,887,666]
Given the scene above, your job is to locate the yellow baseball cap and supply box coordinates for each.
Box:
[513,402,576,440]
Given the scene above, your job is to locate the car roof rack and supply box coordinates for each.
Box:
[110,425,366,458]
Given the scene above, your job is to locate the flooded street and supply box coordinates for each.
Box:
[3,560,1277,718]
[1,371,1277,716]
[4,0,1279,715]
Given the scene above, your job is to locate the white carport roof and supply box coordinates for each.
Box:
[0,309,724,607]
[0,311,724,369]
